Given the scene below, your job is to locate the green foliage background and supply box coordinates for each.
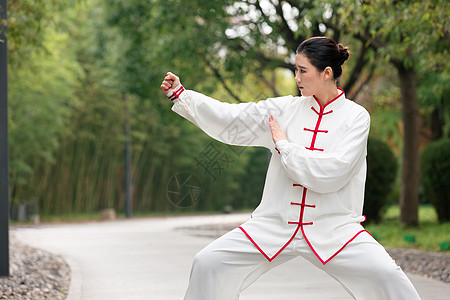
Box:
[5,0,449,219]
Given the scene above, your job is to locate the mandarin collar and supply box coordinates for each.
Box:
[310,88,346,113]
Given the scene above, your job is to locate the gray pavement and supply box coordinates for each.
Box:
[12,213,450,300]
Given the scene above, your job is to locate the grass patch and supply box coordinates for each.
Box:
[38,212,103,223]
[365,204,450,252]
[21,209,236,224]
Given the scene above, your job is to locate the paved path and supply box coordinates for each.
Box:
[12,213,450,300]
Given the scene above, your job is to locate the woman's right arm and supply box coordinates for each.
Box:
[160,72,291,149]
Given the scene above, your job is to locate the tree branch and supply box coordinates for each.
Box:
[272,0,298,51]
[202,56,243,103]
[352,31,383,52]
[343,42,369,92]
[226,37,293,71]
[348,59,376,100]
[259,69,281,97]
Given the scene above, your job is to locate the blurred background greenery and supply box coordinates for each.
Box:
[4,0,449,247]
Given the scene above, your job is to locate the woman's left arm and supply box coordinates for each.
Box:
[271,110,370,193]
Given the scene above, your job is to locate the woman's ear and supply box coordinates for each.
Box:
[323,66,333,80]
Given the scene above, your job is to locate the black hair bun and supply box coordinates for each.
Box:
[337,44,349,65]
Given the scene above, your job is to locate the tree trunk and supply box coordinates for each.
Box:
[396,62,420,227]
[431,107,444,140]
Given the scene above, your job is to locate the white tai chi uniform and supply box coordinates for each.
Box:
[168,85,421,300]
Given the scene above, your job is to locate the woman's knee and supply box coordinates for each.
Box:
[192,247,221,272]
[358,250,406,284]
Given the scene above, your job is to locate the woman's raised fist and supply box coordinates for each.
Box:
[160,72,181,95]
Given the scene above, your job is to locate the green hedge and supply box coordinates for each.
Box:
[364,137,398,223]
[420,139,450,222]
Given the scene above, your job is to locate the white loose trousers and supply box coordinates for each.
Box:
[184,228,421,300]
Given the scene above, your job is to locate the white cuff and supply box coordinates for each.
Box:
[167,84,185,102]
[275,139,289,150]
[274,139,289,155]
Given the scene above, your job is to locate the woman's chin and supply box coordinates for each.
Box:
[299,89,312,97]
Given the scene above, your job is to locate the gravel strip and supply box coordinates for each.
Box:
[176,222,450,284]
[387,248,449,284]
[0,235,70,300]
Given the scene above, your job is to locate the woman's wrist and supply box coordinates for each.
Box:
[167,84,185,102]
[275,139,289,148]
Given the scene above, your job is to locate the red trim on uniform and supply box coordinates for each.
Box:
[290,202,316,208]
[308,112,322,150]
[307,97,334,150]
[302,228,372,265]
[306,88,343,150]
[288,221,313,225]
[174,85,185,96]
[239,185,311,262]
[361,215,367,224]
[305,146,324,151]
[242,87,367,264]
[311,107,320,115]
[275,147,280,154]
[304,128,328,133]
[303,88,366,264]
[311,107,333,116]
[239,224,303,262]
[313,88,344,110]
[238,226,272,261]
[240,226,372,265]
[287,188,313,227]
[168,85,185,101]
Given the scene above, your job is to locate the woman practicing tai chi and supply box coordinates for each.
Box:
[160,36,421,300]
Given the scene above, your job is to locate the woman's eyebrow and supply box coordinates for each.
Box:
[295,64,308,69]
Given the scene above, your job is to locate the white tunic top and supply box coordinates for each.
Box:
[172,87,371,265]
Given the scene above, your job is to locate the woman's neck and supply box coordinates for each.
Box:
[314,85,340,107]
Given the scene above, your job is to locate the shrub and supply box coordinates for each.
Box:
[232,147,269,210]
[364,137,398,223]
[420,139,450,222]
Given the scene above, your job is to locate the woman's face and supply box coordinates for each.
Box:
[294,53,323,97]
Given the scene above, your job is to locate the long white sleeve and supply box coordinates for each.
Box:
[172,89,294,149]
[275,109,370,193]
